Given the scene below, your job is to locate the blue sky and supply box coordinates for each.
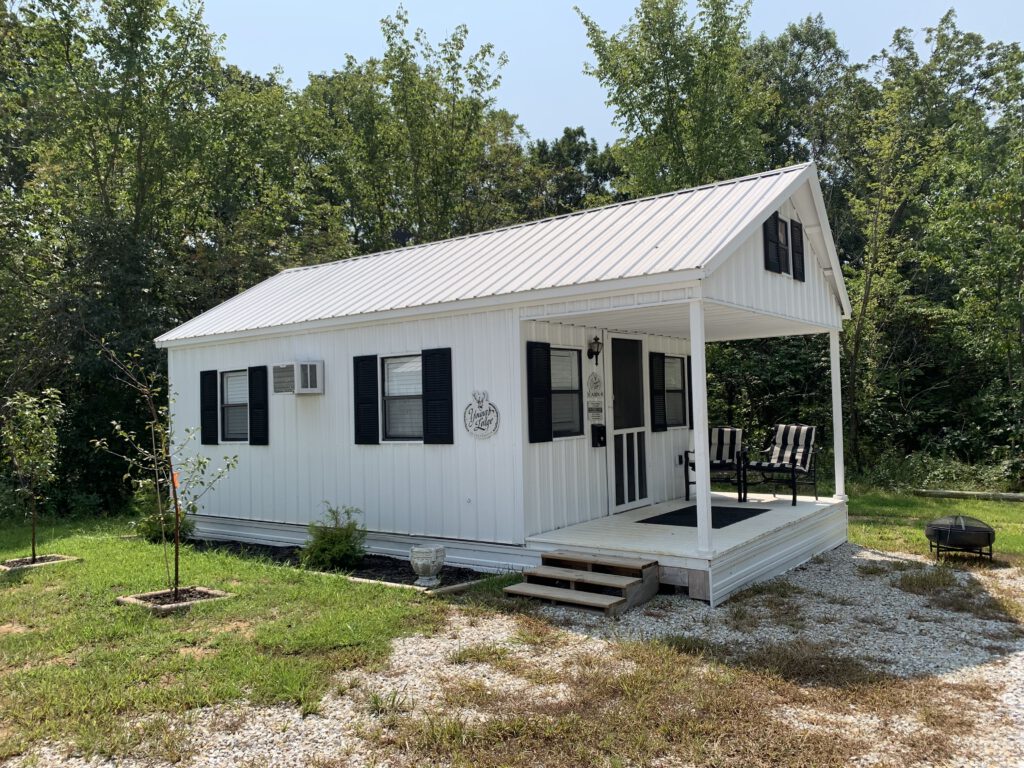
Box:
[202,1,1021,146]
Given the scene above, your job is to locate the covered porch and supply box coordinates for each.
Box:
[520,277,850,604]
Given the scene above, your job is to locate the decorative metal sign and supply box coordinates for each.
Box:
[464,390,500,439]
[587,372,604,398]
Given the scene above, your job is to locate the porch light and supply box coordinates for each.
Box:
[587,337,603,365]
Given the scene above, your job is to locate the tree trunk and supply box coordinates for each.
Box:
[30,495,37,564]
[169,471,182,601]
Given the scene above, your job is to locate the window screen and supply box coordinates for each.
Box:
[550,348,583,437]
[382,355,423,440]
[665,356,686,427]
[221,370,249,441]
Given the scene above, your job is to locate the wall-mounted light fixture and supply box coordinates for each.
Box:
[587,336,603,366]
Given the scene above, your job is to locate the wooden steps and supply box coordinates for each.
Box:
[503,550,660,617]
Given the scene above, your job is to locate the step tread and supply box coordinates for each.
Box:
[543,550,658,571]
[504,582,627,609]
[525,565,640,589]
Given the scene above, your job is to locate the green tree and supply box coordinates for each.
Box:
[1,389,64,563]
[578,0,773,193]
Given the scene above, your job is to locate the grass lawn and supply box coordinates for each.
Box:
[0,516,443,760]
[848,491,1024,562]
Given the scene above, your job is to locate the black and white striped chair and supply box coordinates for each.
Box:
[684,427,746,503]
[746,424,818,506]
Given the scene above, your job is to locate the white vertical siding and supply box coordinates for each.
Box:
[168,309,522,545]
[522,320,691,537]
[704,198,841,328]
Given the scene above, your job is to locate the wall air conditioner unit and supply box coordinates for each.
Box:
[272,361,324,395]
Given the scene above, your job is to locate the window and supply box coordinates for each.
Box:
[778,217,791,274]
[221,370,249,441]
[665,356,687,427]
[382,355,423,440]
[550,347,583,437]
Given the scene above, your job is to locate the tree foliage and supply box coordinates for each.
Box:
[1,389,64,561]
[0,0,1021,504]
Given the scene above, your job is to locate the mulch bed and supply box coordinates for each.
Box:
[190,539,483,588]
[136,587,223,606]
[1,554,73,569]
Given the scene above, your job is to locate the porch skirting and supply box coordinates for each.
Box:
[190,492,847,606]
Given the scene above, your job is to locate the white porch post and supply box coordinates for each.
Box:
[689,300,713,552]
[829,330,847,500]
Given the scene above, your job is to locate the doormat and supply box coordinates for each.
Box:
[638,505,770,529]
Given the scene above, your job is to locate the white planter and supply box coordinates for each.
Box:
[410,545,446,588]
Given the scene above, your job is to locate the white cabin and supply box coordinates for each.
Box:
[156,162,851,605]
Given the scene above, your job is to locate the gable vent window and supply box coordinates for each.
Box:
[221,370,249,441]
[273,364,296,394]
[777,216,791,274]
[382,355,423,440]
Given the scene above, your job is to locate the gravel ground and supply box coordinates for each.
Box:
[4,543,1023,768]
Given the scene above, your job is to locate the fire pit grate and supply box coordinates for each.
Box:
[924,515,995,560]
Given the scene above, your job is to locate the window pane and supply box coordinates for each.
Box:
[384,356,422,396]
[552,392,582,436]
[550,348,580,391]
[223,371,248,405]
[223,404,248,440]
[385,398,423,439]
[665,357,683,390]
[666,393,684,427]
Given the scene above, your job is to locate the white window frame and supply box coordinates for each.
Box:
[221,369,249,442]
[381,354,424,442]
[665,355,688,429]
[551,346,584,439]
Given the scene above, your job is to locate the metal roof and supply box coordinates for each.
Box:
[157,163,827,345]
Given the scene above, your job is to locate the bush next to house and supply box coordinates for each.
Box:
[301,505,367,571]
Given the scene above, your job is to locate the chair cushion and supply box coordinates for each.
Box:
[748,460,808,474]
[766,424,816,470]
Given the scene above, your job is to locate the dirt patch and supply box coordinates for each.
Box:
[212,620,254,639]
[0,622,30,636]
[178,646,218,660]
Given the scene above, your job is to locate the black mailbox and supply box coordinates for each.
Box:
[591,424,606,448]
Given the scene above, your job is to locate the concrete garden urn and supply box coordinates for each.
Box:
[410,545,446,588]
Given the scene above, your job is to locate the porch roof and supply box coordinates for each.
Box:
[157,163,845,347]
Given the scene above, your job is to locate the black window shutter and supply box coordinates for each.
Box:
[353,355,379,445]
[526,341,552,443]
[649,352,667,432]
[422,347,454,445]
[686,356,694,428]
[200,370,219,445]
[248,365,269,445]
[791,220,805,282]
[763,212,781,273]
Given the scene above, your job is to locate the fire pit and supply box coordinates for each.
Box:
[924,515,995,560]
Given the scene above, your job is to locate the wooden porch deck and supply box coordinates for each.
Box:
[526,492,848,606]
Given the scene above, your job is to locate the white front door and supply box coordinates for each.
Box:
[606,335,650,513]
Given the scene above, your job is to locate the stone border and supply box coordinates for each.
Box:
[0,555,80,573]
[116,586,234,616]
[339,572,493,595]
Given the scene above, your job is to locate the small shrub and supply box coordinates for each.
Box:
[135,507,196,544]
[130,481,195,543]
[300,504,366,571]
